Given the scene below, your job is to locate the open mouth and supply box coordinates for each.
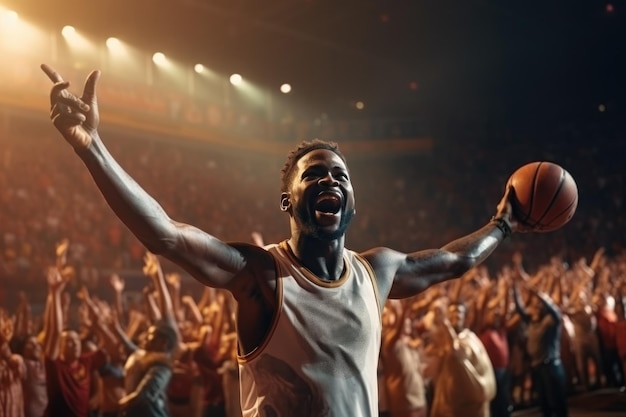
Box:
[314,193,342,215]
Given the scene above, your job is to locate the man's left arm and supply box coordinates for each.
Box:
[364,187,520,299]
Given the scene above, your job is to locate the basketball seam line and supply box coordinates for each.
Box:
[524,162,541,226]
[543,197,577,228]
[536,168,566,226]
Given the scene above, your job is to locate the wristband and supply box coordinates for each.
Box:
[490,216,512,239]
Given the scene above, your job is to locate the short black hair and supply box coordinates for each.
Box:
[153,320,178,351]
[280,139,347,192]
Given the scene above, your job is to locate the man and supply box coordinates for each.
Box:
[0,309,26,417]
[21,336,48,417]
[43,266,108,417]
[41,64,525,417]
[110,253,180,417]
[476,268,515,417]
[380,300,427,417]
[513,279,569,417]
[427,302,496,417]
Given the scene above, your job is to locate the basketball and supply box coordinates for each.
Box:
[507,161,578,232]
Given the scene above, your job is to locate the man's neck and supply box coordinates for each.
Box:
[287,236,345,281]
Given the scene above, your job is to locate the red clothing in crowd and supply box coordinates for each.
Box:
[597,309,618,350]
[44,350,107,417]
[193,342,225,408]
[479,327,510,369]
[616,321,626,359]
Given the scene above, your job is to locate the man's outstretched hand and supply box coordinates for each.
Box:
[41,64,100,150]
[495,184,533,233]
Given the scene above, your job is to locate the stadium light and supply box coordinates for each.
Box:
[280,83,292,94]
[229,73,242,86]
[152,52,167,66]
[106,37,122,51]
[0,9,49,58]
[60,25,93,55]
[0,9,19,27]
[61,25,76,40]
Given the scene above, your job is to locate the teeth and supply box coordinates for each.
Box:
[317,195,339,203]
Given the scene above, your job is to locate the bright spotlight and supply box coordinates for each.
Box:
[59,25,93,53]
[280,83,292,94]
[0,10,48,57]
[106,37,122,50]
[152,52,167,66]
[355,101,365,110]
[61,25,76,39]
[0,9,19,27]
[194,64,205,74]
[229,73,242,86]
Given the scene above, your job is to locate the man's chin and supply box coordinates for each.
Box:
[315,228,346,241]
[296,207,354,240]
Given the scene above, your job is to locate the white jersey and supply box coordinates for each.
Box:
[238,241,382,417]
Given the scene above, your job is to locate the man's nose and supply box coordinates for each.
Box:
[318,173,339,186]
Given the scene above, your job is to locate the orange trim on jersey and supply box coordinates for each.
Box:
[237,249,284,364]
[354,253,383,320]
[279,240,351,288]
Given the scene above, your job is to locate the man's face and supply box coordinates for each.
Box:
[145,326,168,352]
[448,305,466,332]
[287,149,355,240]
[60,331,81,362]
[23,336,42,360]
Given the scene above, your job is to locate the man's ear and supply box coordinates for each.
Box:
[280,193,291,212]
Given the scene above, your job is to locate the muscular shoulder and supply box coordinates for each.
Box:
[358,247,405,300]
[226,242,277,305]
[359,247,406,281]
[360,247,403,270]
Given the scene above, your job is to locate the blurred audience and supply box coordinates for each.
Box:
[0,114,625,416]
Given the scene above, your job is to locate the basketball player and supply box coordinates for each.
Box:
[41,64,524,417]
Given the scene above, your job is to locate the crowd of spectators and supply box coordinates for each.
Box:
[0,234,624,417]
[0,108,625,416]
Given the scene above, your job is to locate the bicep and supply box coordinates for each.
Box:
[367,247,466,299]
[158,223,248,288]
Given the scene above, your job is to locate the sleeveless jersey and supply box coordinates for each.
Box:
[238,241,382,417]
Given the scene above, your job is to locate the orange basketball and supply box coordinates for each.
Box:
[507,161,578,232]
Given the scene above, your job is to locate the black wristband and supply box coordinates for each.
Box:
[490,216,512,239]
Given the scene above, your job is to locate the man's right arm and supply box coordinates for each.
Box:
[77,136,248,287]
[41,64,248,289]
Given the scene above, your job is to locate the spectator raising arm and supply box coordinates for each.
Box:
[109,273,126,326]
[43,267,69,361]
[142,252,182,354]
[76,287,119,357]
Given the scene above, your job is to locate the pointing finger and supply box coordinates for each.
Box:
[41,63,64,83]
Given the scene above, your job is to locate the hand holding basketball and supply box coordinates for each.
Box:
[506,161,578,232]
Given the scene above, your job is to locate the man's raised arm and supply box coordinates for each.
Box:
[366,186,522,299]
[40,64,246,287]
